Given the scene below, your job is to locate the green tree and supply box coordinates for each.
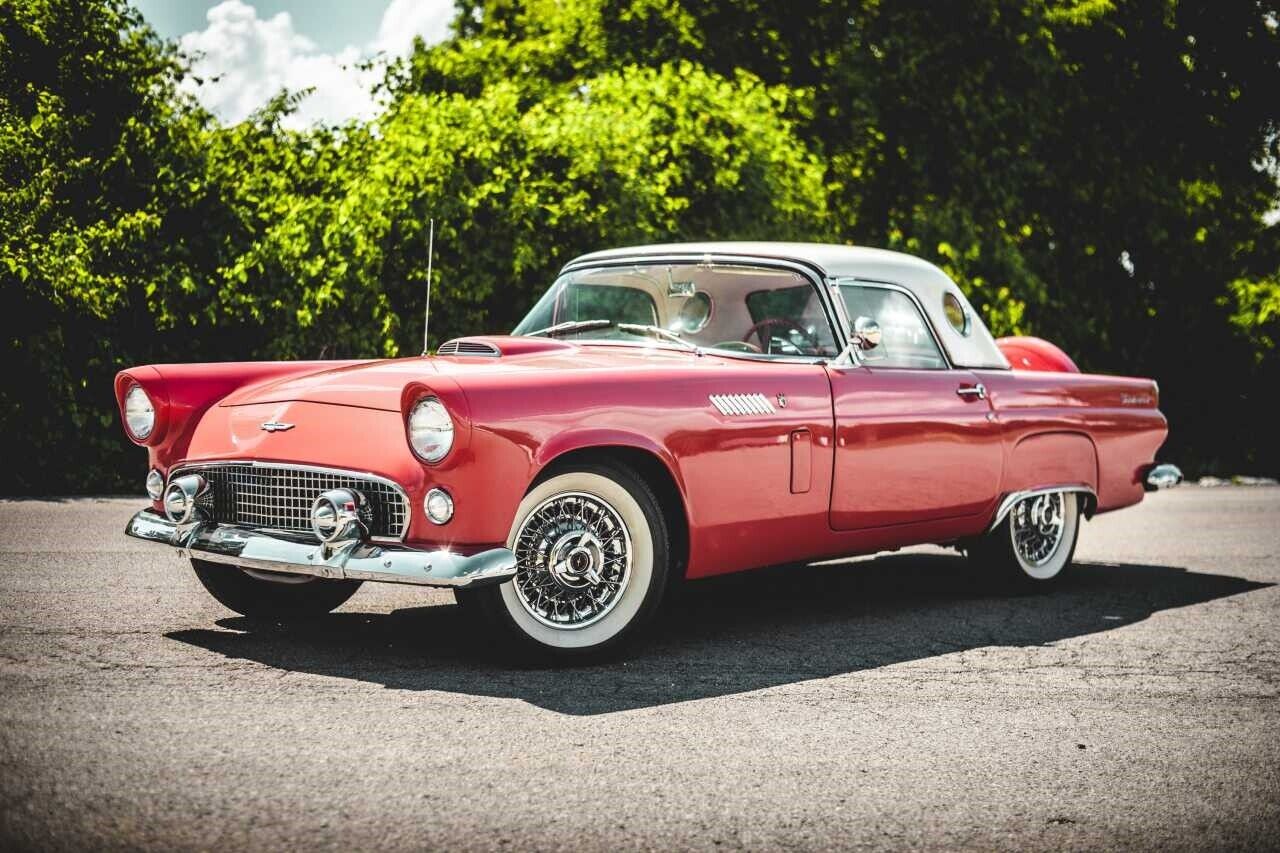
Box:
[3,0,1278,493]
[1,0,218,492]
[454,0,1280,473]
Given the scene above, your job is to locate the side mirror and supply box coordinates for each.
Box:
[852,316,882,351]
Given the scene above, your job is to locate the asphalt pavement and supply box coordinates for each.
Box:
[1,488,1277,851]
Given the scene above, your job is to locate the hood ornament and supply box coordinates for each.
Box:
[260,421,295,433]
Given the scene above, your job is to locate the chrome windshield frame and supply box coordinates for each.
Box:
[543,253,849,365]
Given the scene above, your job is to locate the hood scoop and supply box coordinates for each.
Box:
[437,338,501,357]
[433,336,576,358]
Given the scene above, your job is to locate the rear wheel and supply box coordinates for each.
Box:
[191,559,362,620]
[968,491,1082,589]
[469,462,671,661]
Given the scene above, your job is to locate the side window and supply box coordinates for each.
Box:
[838,284,946,369]
[741,283,840,358]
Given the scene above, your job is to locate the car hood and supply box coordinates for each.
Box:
[218,336,711,411]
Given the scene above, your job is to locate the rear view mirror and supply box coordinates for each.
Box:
[852,316,882,350]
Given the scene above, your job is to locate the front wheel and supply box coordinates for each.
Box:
[468,462,672,661]
[967,491,1082,589]
[191,559,363,620]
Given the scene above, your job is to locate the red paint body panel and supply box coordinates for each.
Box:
[117,335,1168,578]
[827,365,1004,531]
[975,370,1165,513]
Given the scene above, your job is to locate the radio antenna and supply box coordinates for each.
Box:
[422,218,434,356]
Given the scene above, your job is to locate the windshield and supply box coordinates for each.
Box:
[512,263,841,358]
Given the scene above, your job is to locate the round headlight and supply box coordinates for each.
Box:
[124,384,155,440]
[408,397,454,463]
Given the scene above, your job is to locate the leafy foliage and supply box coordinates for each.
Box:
[1,0,1278,493]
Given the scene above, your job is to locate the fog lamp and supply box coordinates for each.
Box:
[310,489,367,543]
[146,469,165,501]
[162,474,206,523]
[424,488,454,525]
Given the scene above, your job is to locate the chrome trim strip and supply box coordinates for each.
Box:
[125,509,515,589]
[167,460,411,542]
[987,485,1098,533]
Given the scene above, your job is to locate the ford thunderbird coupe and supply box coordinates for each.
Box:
[120,242,1181,657]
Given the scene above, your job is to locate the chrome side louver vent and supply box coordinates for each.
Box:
[437,339,501,357]
[709,393,775,416]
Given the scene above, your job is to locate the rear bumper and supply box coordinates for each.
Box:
[1143,463,1184,491]
[126,509,516,588]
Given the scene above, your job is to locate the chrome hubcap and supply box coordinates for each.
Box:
[513,492,632,629]
[1011,492,1065,567]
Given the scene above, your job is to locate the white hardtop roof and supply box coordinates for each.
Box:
[563,242,1010,369]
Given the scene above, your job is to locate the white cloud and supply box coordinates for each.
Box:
[179,0,454,128]
[373,0,455,58]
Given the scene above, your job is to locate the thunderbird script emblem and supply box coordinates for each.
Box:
[260,421,295,432]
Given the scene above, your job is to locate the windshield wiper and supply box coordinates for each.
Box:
[616,323,701,353]
[525,319,613,338]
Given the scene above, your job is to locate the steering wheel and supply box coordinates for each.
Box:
[742,317,822,355]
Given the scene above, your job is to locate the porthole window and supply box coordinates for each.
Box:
[942,292,970,336]
[675,291,712,333]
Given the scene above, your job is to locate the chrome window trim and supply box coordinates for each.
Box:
[828,278,955,371]
[554,253,845,365]
[167,460,411,543]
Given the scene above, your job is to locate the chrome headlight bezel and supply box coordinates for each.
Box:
[407,397,454,464]
[124,384,155,440]
[424,487,454,525]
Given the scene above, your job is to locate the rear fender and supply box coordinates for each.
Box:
[1001,431,1100,513]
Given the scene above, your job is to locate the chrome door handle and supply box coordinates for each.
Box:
[956,383,987,400]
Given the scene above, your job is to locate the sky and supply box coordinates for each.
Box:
[130,0,457,127]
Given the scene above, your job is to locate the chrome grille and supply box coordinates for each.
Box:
[179,463,409,541]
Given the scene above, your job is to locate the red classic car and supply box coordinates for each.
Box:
[119,242,1181,658]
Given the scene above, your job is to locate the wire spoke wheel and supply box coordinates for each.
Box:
[512,491,633,630]
[1010,492,1066,567]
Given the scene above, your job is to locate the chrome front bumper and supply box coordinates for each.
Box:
[126,509,516,588]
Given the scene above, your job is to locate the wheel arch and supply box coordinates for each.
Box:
[532,440,691,581]
[1003,430,1100,509]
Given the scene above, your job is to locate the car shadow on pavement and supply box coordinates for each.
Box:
[166,555,1270,715]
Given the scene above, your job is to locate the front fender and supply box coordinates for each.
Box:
[532,427,687,495]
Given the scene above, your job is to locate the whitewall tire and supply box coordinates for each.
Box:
[467,462,671,659]
[969,491,1082,588]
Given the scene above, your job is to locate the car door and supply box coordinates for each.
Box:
[826,281,1003,531]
